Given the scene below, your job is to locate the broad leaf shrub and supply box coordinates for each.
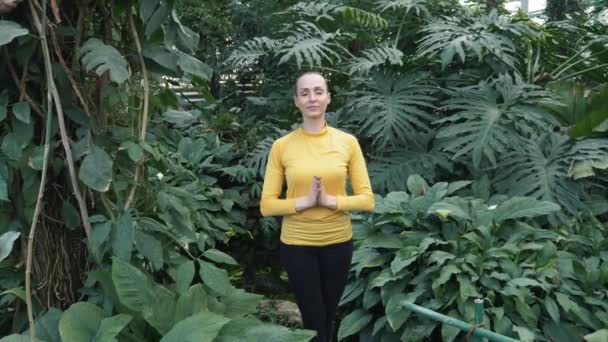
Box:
[338,175,608,342]
[0,257,315,342]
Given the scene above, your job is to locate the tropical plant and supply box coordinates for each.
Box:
[338,175,608,342]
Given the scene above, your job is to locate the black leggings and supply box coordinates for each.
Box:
[280,240,353,342]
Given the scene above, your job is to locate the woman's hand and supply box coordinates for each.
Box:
[295,176,321,212]
[318,179,337,210]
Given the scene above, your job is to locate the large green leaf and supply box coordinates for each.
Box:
[111,212,134,261]
[215,317,315,342]
[178,52,213,80]
[92,314,132,342]
[143,45,178,71]
[199,260,233,296]
[31,308,62,342]
[493,197,560,222]
[585,330,608,342]
[59,302,104,342]
[0,21,29,46]
[346,72,436,149]
[277,21,344,68]
[218,288,263,318]
[111,257,176,334]
[135,230,163,270]
[174,284,208,323]
[79,146,113,192]
[0,231,20,262]
[174,260,195,295]
[160,311,230,342]
[386,294,410,331]
[202,249,237,265]
[80,38,129,84]
[140,0,171,37]
[436,74,559,168]
[418,10,536,69]
[2,133,22,161]
[337,309,373,341]
[12,102,30,124]
[59,302,131,342]
[494,132,586,218]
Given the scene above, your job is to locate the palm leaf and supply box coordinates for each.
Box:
[344,71,437,149]
[80,38,130,84]
[369,137,452,194]
[417,10,537,70]
[225,37,280,67]
[338,6,388,29]
[435,74,560,168]
[375,0,430,17]
[345,46,403,75]
[568,139,608,179]
[278,21,348,68]
[279,2,388,29]
[494,132,585,217]
[245,127,290,177]
[277,1,343,21]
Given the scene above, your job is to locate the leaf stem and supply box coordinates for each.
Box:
[124,11,150,210]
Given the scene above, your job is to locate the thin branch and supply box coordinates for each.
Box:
[18,50,34,102]
[124,12,149,210]
[29,0,95,250]
[3,48,44,117]
[50,0,61,23]
[557,63,608,81]
[25,0,53,340]
[49,27,93,117]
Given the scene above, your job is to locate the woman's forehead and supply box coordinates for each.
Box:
[296,74,327,90]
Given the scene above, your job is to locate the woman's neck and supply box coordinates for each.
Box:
[302,117,326,133]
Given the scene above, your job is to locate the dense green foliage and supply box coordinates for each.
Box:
[339,175,607,341]
[1,0,608,341]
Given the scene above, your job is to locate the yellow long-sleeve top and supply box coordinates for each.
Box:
[260,124,374,246]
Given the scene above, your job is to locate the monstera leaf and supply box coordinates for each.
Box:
[80,38,130,84]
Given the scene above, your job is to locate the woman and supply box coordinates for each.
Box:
[260,72,375,342]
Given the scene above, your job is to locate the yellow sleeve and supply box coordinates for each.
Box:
[260,141,297,217]
[336,138,375,212]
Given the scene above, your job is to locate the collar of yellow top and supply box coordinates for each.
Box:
[299,121,329,137]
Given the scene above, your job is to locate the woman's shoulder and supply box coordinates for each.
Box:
[328,126,358,143]
[272,130,298,147]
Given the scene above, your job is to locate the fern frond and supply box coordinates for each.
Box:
[375,0,430,17]
[345,71,436,149]
[435,74,560,168]
[346,46,403,75]
[225,37,280,67]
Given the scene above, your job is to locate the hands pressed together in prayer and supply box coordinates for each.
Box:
[295,176,337,211]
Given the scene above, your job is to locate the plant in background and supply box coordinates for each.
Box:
[338,175,607,341]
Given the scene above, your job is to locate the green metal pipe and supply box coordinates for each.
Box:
[400,300,519,342]
[474,298,484,342]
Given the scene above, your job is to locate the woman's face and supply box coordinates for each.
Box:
[294,74,331,120]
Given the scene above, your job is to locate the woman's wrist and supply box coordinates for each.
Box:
[295,196,315,212]
[321,194,338,210]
